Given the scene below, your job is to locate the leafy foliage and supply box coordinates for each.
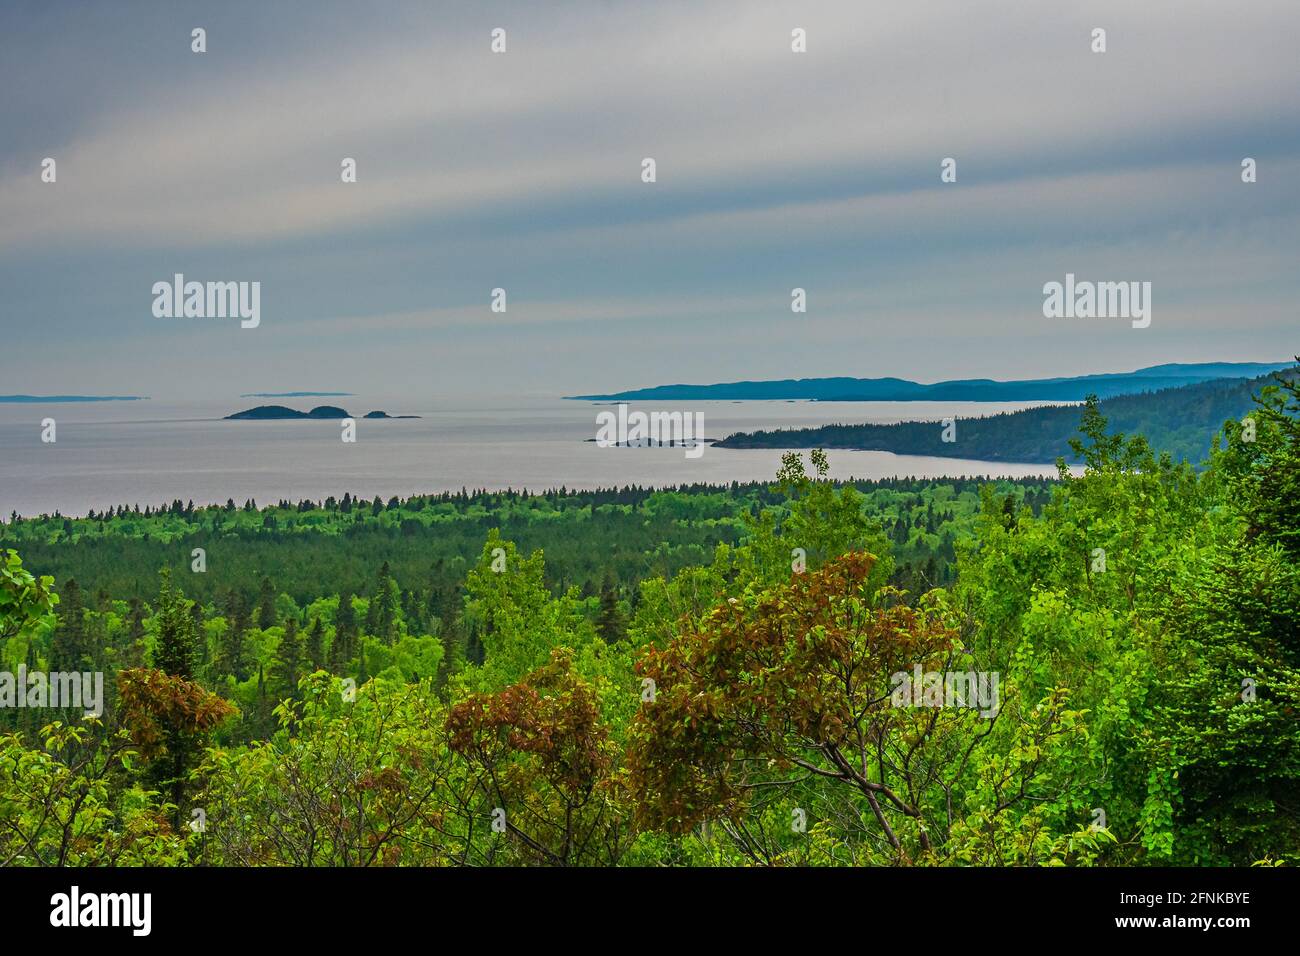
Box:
[0,372,1296,866]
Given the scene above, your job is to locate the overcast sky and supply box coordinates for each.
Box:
[1,0,1297,400]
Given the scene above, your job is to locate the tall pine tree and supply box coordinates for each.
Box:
[272,617,304,700]
[306,617,325,673]
[256,576,277,629]
[49,578,90,673]
[149,569,199,827]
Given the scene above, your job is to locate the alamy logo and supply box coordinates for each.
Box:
[0,667,103,716]
[1042,273,1151,328]
[890,665,999,717]
[50,886,151,936]
[152,273,260,328]
[595,404,705,459]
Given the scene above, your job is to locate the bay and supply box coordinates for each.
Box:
[0,395,1073,518]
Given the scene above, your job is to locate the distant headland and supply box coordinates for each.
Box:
[0,395,148,403]
[566,361,1294,403]
[239,391,354,398]
[225,405,419,420]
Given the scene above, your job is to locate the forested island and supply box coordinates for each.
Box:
[1,372,1297,867]
[225,405,418,420]
[716,370,1292,463]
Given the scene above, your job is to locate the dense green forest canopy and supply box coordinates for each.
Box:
[0,375,1297,867]
[1,477,1051,606]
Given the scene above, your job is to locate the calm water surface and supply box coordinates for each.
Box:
[0,395,1074,517]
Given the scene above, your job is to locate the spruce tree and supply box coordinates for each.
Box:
[19,638,40,735]
[365,563,399,645]
[327,621,344,674]
[217,590,250,681]
[190,600,208,672]
[153,569,195,680]
[272,617,304,699]
[49,578,89,673]
[334,593,357,670]
[595,578,626,644]
[254,664,271,734]
[434,591,463,692]
[356,639,369,685]
[149,569,199,827]
[306,618,325,673]
[124,597,147,668]
[256,576,277,629]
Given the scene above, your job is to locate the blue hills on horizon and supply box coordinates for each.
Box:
[567,361,1297,403]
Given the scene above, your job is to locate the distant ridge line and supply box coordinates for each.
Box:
[0,395,148,403]
[566,361,1294,403]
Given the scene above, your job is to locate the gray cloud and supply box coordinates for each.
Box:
[1,0,1297,397]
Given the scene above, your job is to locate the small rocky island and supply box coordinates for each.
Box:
[225,405,419,420]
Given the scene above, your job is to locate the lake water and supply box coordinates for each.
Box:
[0,395,1073,518]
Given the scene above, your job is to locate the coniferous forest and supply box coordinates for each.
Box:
[6,3,1300,941]
[2,380,1298,868]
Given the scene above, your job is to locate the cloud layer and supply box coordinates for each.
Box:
[1,0,1297,397]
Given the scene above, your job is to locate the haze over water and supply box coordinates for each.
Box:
[0,396,1071,518]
